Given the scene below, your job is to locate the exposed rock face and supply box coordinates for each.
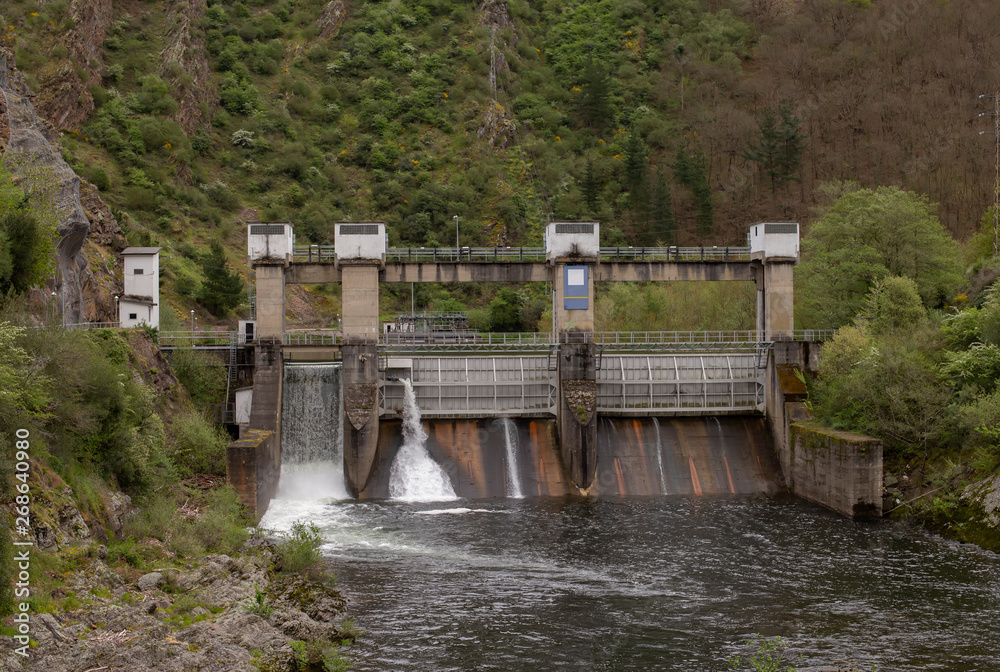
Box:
[160,0,217,134]
[0,544,349,672]
[0,50,125,324]
[963,475,1000,528]
[317,0,347,39]
[33,0,115,130]
[478,99,516,150]
[477,0,517,150]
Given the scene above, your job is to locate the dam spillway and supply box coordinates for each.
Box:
[357,416,782,500]
[278,362,348,500]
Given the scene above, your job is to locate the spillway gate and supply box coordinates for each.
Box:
[377,351,766,419]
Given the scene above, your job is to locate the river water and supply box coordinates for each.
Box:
[263,494,1000,671]
[266,372,1000,670]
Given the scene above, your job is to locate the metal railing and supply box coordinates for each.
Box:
[158,330,241,347]
[599,246,750,262]
[158,329,835,349]
[64,321,122,330]
[289,245,753,264]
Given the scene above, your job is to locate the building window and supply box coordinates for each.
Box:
[134,268,144,274]
[129,313,137,320]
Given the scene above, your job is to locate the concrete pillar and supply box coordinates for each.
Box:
[254,264,286,340]
[230,341,283,518]
[341,264,380,338]
[553,262,595,333]
[342,343,379,496]
[754,261,795,341]
[556,342,598,490]
[763,262,795,339]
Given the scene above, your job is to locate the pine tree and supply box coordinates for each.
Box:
[582,159,601,213]
[743,102,805,202]
[742,106,782,196]
[579,58,613,130]
[777,102,805,185]
[648,168,675,245]
[673,147,692,186]
[197,242,244,316]
[624,133,649,191]
[673,146,714,238]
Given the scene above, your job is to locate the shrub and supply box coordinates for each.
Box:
[169,411,230,475]
[278,521,323,574]
[169,347,227,403]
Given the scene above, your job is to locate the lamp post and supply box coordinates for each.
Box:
[51,291,57,324]
[190,309,195,332]
[113,295,118,326]
[454,215,460,259]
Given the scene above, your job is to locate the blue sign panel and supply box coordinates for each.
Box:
[563,265,589,310]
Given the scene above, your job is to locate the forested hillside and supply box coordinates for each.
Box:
[2,0,1000,323]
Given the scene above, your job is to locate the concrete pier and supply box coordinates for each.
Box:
[557,342,598,489]
[342,342,380,496]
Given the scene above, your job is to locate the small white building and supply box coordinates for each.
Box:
[545,221,600,260]
[247,222,295,262]
[749,222,800,261]
[119,247,162,328]
[334,222,386,264]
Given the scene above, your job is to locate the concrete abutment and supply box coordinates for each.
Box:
[766,341,882,518]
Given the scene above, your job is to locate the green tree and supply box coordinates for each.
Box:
[582,158,601,213]
[743,102,805,202]
[673,146,714,237]
[797,185,962,329]
[0,168,47,297]
[623,132,648,192]
[197,242,245,316]
[0,210,40,295]
[578,58,613,130]
[647,168,675,245]
[487,288,526,332]
[859,275,927,335]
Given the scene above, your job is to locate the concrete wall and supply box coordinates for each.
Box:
[341,264,380,337]
[766,342,882,519]
[761,262,795,339]
[254,264,286,339]
[248,223,294,262]
[226,428,277,521]
[749,222,799,259]
[334,222,385,261]
[594,262,755,283]
[545,221,599,259]
[788,423,882,518]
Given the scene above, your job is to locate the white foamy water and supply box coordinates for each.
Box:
[652,417,667,494]
[499,418,525,498]
[388,379,458,502]
[279,364,349,500]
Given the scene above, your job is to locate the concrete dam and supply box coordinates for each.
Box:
[277,363,782,500]
[225,221,882,521]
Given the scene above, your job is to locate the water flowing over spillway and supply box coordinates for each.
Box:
[388,379,458,501]
[499,418,524,498]
[278,363,348,500]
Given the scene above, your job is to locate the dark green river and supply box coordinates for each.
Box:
[262,495,1000,671]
